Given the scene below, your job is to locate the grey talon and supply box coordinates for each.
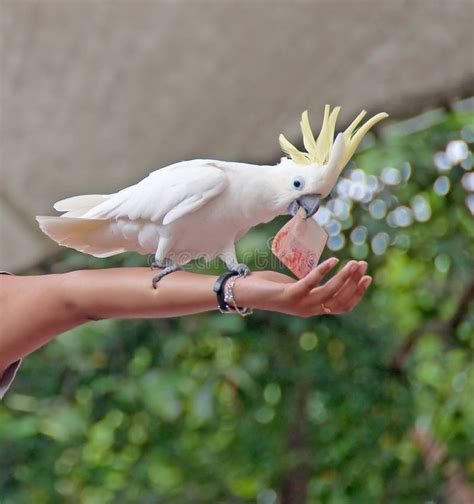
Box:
[232,263,251,277]
[151,263,182,288]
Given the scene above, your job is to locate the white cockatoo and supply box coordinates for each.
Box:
[37,106,387,286]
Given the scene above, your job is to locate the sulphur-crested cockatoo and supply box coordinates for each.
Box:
[37,106,387,286]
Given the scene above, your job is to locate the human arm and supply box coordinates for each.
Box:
[0,258,370,376]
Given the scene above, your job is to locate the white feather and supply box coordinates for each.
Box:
[82,161,227,224]
[36,216,129,257]
[54,194,109,212]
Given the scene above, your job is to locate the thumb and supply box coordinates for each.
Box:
[294,257,339,293]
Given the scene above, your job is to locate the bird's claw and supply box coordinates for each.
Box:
[151,263,182,288]
[231,263,251,277]
[151,260,166,270]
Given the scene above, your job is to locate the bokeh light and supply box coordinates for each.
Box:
[371,232,390,255]
[433,176,450,195]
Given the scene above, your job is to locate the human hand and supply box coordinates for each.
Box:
[257,258,372,317]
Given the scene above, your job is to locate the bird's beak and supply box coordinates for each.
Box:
[288,193,321,219]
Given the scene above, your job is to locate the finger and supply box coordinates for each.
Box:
[341,275,373,311]
[330,262,368,308]
[312,260,359,298]
[318,273,372,315]
[294,257,339,293]
[332,261,368,298]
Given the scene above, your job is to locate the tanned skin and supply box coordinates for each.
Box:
[0,258,371,375]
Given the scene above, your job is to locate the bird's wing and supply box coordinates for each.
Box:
[83,161,228,226]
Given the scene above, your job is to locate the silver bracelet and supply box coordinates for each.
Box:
[223,274,253,317]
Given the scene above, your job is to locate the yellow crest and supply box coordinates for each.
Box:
[279,105,388,167]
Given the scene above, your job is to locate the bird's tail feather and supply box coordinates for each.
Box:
[53,194,110,217]
[36,216,127,258]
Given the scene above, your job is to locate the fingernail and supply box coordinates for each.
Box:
[364,277,373,288]
[350,262,358,272]
[322,257,335,268]
[330,257,339,266]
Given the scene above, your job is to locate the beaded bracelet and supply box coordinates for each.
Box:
[223,274,253,317]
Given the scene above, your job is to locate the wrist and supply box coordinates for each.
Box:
[231,272,286,312]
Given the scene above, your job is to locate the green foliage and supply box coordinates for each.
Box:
[1,107,473,503]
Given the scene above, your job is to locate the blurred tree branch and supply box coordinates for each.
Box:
[410,427,474,504]
[280,381,310,504]
[387,277,474,502]
[390,277,474,373]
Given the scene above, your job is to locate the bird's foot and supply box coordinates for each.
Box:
[151,258,168,269]
[151,261,182,288]
[230,263,251,277]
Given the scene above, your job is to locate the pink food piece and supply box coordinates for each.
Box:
[272,208,329,278]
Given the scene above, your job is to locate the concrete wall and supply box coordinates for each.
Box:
[1,0,473,271]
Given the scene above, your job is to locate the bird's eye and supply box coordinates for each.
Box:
[292,177,304,190]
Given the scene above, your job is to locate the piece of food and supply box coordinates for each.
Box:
[272,208,328,278]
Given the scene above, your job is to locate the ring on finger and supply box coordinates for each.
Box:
[321,303,332,314]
